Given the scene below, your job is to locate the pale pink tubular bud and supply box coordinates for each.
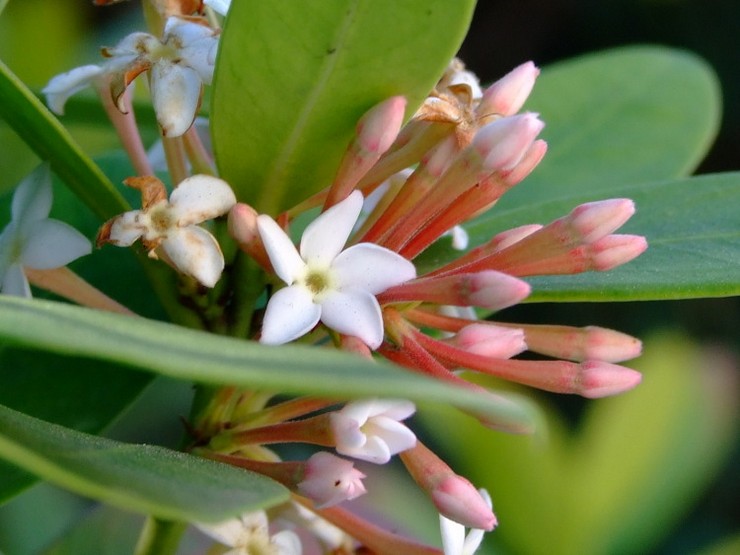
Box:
[449,324,527,359]
[466,270,531,311]
[568,199,636,244]
[473,113,545,173]
[297,452,367,508]
[431,475,497,531]
[508,323,642,363]
[590,234,648,271]
[356,96,407,154]
[501,139,548,187]
[401,442,496,530]
[227,203,259,246]
[577,360,642,398]
[478,61,540,117]
[492,224,543,251]
[377,270,530,311]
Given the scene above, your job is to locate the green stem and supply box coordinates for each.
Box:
[133,517,187,555]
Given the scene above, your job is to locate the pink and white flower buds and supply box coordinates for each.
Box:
[432,475,497,531]
[567,198,636,244]
[356,96,407,155]
[330,399,417,464]
[297,452,367,508]
[478,61,540,117]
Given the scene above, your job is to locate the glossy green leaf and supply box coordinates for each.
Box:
[0,59,129,220]
[418,172,740,301]
[497,45,721,211]
[212,0,475,214]
[0,404,289,523]
[0,296,537,433]
[421,334,739,555]
[0,0,8,17]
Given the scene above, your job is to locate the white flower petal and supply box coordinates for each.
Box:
[11,164,53,225]
[300,190,363,266]
[1,263,31,297]
[365,416,417,456]
[108,211,145,246]
[332,243,416,294]
[257,216,306,285]
[20,220,91,270]
[261,285,321,344]
[169,175,236,226]
[150,61,202,137]
[320,288,384,349]
[440,515,466,555]
[204,0,231,15]
[272,530,303,555]
[42,65,104,115]
[196,516,251,547]
[160,226,224,287]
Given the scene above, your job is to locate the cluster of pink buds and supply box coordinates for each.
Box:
[210,58,647,554]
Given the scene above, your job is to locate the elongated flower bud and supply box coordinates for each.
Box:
[478,61,540,117]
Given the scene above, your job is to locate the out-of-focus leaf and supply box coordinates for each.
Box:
[0,404,289,523]
[0,346,151,503]
[212,0,475,214]
[417,173,740,301]
[498,46,721,211]
[0,59,128,220]
[0,296,538,433]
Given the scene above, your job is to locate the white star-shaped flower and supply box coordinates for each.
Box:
[440,489,493,555]
[256,191,416,348]
[43,17,219,137]
[0,164,91,297]
[97,174,236,287]
[330,399,417,464]
[197,511,302,555]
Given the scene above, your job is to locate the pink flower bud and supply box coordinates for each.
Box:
[581,326,643,362]
[228,203,259,246]
[568,199,636,243]
[577,360,643,398]
[450,324,527,359]
[473,113,545,173]
[356,96,407,154]
[297,452,367,508]
[590,234,648,271]
[431,474,497,530]
[466,270,531,311]
[479,61,540,117]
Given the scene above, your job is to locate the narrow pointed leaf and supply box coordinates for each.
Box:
[498,46,721,211]
[0,404,289,522]
[0,59,129,220]
[0,297,538,432]
[212,0,475,214]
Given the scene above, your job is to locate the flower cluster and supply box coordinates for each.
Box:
[11,5,649,552]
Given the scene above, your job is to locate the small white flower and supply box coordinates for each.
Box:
[440,489,493,555]
[297,452,367,508]
[0,164,91,297]
[97,174,235,287]
[204,0,231,15]
[330,399,416,464]
[198,511,302,555]
[43,17,219,137]
[257,190,416,348]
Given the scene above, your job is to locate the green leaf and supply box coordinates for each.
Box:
[0,404,289,523]
[0,59,129,220]
[497,46,721,211]
[0,296,537,433]
[418,172,740,301]
[0,0,8,17]
[0,346,151,503]
[212,0,475,214]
